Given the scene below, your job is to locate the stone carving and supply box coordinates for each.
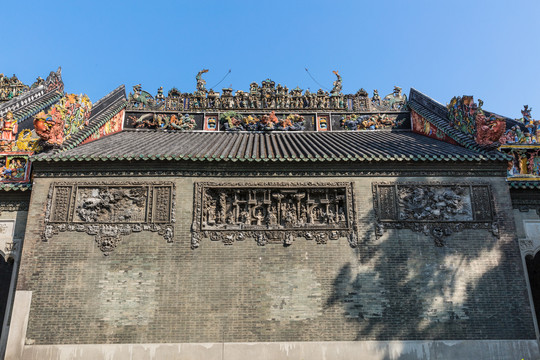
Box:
[191,182,357,248]
[519,239,534,251]
[44,182,175,255]
[373,182,498,246]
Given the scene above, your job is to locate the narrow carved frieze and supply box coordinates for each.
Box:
[191,182,358,248]
[44,182,175,255]
[372,182,499,246]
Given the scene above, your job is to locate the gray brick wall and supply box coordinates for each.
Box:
[17,176,536,344]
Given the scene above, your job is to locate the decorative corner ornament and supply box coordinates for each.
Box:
[43,182,175,255]
[191,182,358,249]
[372,182,499,247]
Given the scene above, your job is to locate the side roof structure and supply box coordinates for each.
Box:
[0,67,64,127]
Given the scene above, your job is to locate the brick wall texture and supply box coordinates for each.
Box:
[17,175,537,344]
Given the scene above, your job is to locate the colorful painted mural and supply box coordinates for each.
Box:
[317,114,330,131]
[81,109,125,145]
[411,110,457,144]
[0,152,32,182]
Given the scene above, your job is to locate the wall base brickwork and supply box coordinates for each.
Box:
[16,340,540,360]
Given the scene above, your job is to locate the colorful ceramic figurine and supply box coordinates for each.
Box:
[0,112,18,150]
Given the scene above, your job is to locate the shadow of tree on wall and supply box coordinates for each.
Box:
[324,191,535,349]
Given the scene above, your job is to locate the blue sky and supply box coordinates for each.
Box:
[2,0,539,118]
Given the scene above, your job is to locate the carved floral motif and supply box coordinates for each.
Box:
[44,182,175,255]
[191,182,357,248]
[373,182,498,247]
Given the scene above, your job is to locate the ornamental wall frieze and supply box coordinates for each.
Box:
[33,169,507,179]
[43,182,175,255]
[0,200,29,214]
[191,182,358,249]
[372,182,499,246]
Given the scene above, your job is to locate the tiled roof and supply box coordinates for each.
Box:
[407,88,511,161]
[0,183,32,191]
[61,85,126,150]
[33,129,506,163]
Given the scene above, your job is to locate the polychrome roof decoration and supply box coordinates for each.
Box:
[33,93,92,150]
[126,69,408,123]
[61,85,127,150]
[407,89,508,159]
[447,95,506,148]
[498,105,540,182]
[500,105,539,145]
[0,74,29,103]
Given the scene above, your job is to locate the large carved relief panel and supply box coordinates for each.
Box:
[191,182,358,248]
[44,182,175,255]
[372,182,499,246]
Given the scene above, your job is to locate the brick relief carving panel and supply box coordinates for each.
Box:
[191,182,358,248]
[44,182,175,255]
[373,182,499,246]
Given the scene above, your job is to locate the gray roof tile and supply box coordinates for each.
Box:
[33,129,504,163]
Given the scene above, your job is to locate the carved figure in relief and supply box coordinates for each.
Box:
[398,187,471,221]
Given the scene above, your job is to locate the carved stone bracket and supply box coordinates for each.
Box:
[191,182,358,249]
[372,182,499,247]
[43,182,175,255]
